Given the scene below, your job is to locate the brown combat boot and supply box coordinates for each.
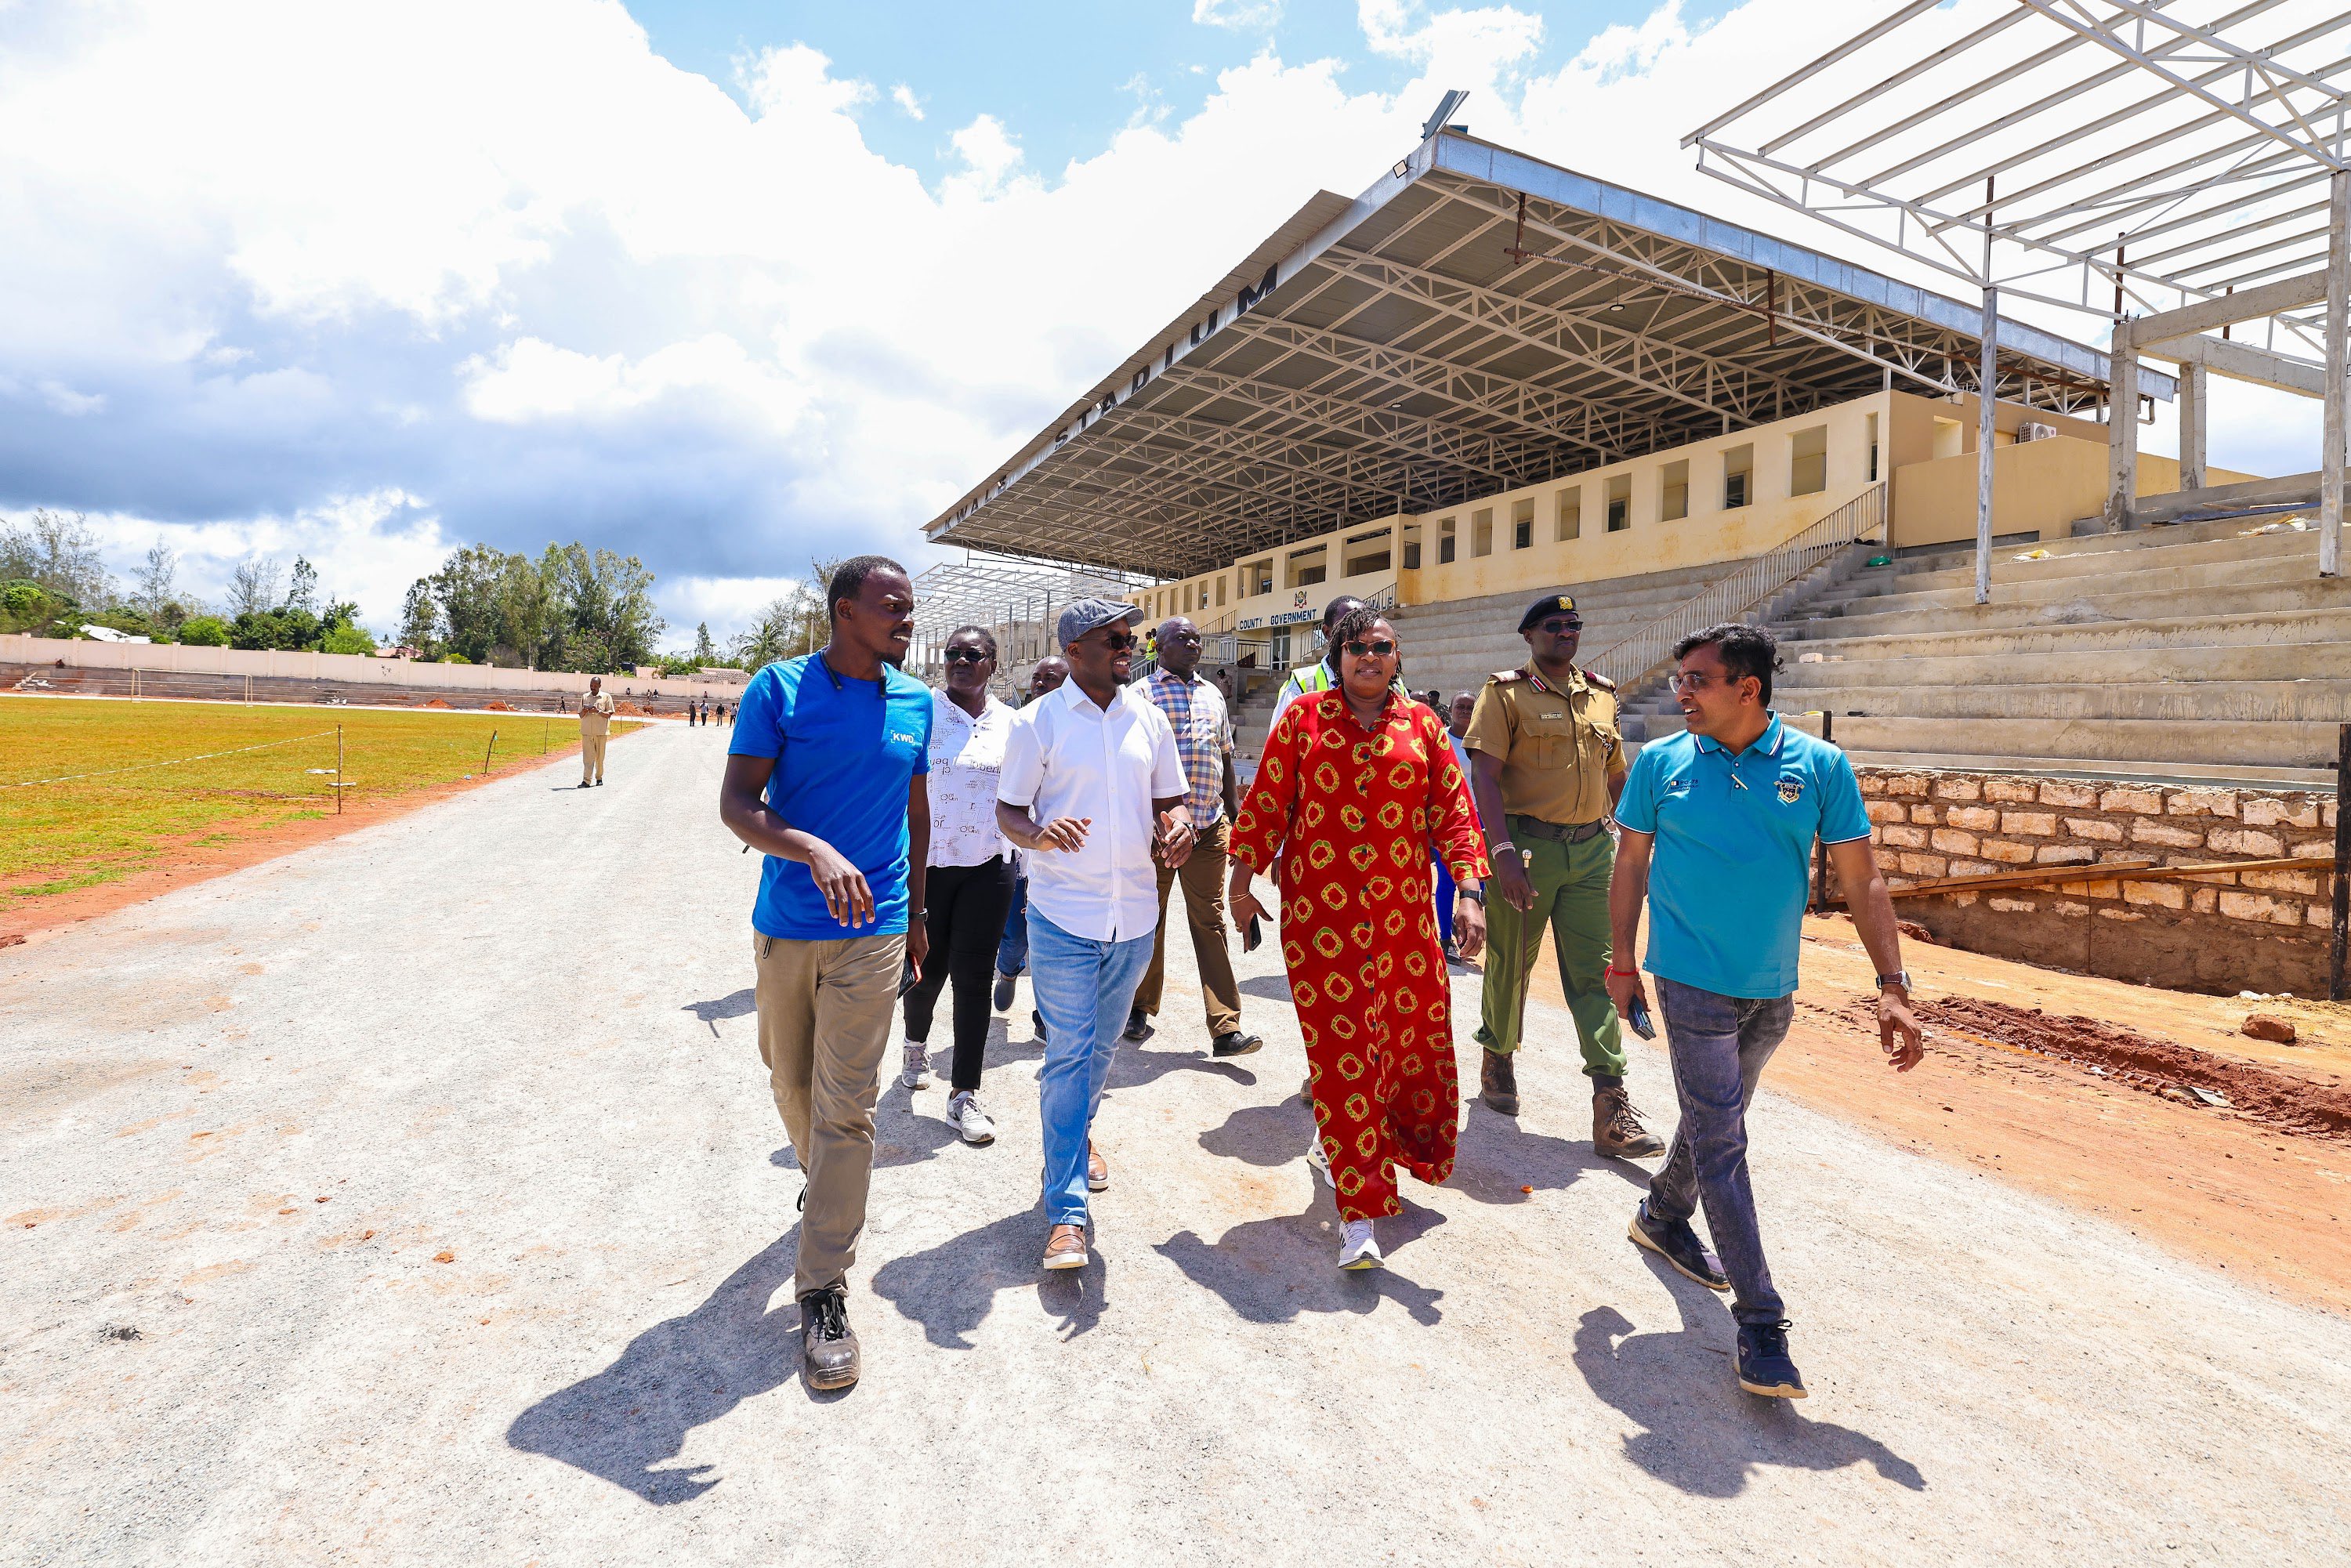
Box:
[1593,1085,1666,1159]
[1480,1048,1520,1115]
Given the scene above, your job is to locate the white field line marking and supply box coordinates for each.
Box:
[0,730,339,789]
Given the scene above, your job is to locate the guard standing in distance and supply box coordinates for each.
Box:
[1465,592,1665,1159]
[579,675,615,788]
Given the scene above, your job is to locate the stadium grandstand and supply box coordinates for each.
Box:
[928,119,2351,788]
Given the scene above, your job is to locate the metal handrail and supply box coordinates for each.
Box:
[1586,482,1887,691]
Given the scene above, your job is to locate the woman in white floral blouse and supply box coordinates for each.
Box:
[897,625,1019,1146]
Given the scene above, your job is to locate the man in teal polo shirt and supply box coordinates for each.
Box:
[1606,622,1922,1402]
[719,554,932,1392]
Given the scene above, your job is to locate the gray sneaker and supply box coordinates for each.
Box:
[947,1091,996,1145]
[899,1043,932,1090]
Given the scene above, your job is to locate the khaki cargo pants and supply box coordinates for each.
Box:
[753,929,905,1296]
[581,730,608,784]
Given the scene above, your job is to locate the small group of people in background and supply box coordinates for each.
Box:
[717,556,1924,1407]
[685,696,730,727]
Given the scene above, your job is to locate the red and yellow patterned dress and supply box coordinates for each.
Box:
[1230,690,1490,1222]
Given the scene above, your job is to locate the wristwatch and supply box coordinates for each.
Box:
[1876,969,1912,994]
[1458,886,1484,905]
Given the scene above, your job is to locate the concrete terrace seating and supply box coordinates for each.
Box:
[1231,557,1761,759]
[1609,514,2351,787]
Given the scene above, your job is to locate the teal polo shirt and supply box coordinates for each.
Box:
[1615,712,1870,1000]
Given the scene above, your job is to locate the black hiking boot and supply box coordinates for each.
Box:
[799,1285,860,1392]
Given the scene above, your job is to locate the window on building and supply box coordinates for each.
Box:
[1933,416,1962,461]
[1438,517,1457,564]
[1400,523,1422,570]
[1556,487,1581,541]
[1866,412,1880,482]
[1722,443,1753,509]
[1512,498,1534,549]
[1790,425,1828,497]
[1215,575,1227,607]
[1246,559,1273,596]
[1606,475,1631,532]
[1342,529,1391,577]
[1661,460,1690,521]
[1288,545,1328,588]
[1471,508,1494,557]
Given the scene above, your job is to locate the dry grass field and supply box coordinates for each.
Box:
[0,695,639,913]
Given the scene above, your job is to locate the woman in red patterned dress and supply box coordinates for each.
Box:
[1227,609,1490,1269]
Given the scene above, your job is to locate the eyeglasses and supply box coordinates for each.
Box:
[1092,630,1138,651]
[1342,639,1397,658]
[942,646,990,664]
[1534,617,1582,636]
[1667,670,1737,692]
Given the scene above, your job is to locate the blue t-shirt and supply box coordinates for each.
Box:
[730,654,931,940]
[1615,713,1870,1000]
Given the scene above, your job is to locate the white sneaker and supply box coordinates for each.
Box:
[899,1043,932,1090]
[1306,1135,1331,1186]
[947,1091,995,1145]
[1339,1219,1382,1270]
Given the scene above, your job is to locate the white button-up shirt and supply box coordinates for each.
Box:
[998,679,1186,943]
[924,687,1015,868]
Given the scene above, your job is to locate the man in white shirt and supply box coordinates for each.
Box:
[997,599,1193,1273]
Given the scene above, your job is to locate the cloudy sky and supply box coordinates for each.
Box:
[0,0,2317,647]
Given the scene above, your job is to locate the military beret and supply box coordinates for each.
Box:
[1517,593,1582,632]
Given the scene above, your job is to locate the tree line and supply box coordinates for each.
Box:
[1,510,668,673]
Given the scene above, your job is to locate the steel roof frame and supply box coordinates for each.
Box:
[929,129,2146,579]
[1685,0,2350,324]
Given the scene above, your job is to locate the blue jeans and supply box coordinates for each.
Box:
[996,876,1029,976]
[1028,909,1155,1226]
[1433,849,1455,947]
[1646,977,1793,1326]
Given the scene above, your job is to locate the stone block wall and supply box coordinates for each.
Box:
[1846,770,2340,996]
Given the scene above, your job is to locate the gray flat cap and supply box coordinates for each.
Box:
[1057,597,1144,648]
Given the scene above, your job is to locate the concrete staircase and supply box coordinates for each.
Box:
[1609,514,2351,786]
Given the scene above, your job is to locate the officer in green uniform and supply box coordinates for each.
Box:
[1465,592,1665,1160]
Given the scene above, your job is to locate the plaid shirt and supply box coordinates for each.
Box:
[1142,668,1233,827]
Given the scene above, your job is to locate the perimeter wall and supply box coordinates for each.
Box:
[1848,767,2338,997]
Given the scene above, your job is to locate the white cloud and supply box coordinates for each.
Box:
[1194,0,1284,29]
[0,0,2319,649]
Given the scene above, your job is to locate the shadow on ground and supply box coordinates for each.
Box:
[506,1233,810,1505]
[1574,1259,1927,1498]
[870,1208,1108,1348]
[681,989,755,1038]
[1157,1199,1447,1325]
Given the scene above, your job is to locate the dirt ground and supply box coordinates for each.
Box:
[1530,914,2351,1314]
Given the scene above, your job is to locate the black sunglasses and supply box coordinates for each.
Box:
[942,646,990,664]
[1092,629,1139,651]
[1342,639,1397,658]
[1534,617,1582,636]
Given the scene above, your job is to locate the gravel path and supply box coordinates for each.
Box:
[5,722,2348,1565]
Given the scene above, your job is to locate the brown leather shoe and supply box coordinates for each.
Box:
[798,1285,860,1390]
[1480,1048,1520,1115]
[1087,1142,1109,1192]
[1041,1222,1089,1271]
[1594,1085,1666,1159]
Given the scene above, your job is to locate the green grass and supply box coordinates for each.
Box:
[0,697,639,911]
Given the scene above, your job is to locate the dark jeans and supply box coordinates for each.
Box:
[902,856,1017,1094]
[996,875,1029,977]
[1646,976,1793,1326]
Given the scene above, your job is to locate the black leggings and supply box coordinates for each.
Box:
[903,856,1016,1093]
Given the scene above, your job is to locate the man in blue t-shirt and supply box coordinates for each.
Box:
[719,555,931,1392]
[1606,622,1922,1403]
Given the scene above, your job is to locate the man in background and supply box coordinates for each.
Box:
[579,676,614,788]
[1130,617,1259,1058]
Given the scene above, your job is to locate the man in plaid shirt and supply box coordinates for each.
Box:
[1128,616,1262,1058]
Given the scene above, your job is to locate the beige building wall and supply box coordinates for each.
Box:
[1125,388,2251,655]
